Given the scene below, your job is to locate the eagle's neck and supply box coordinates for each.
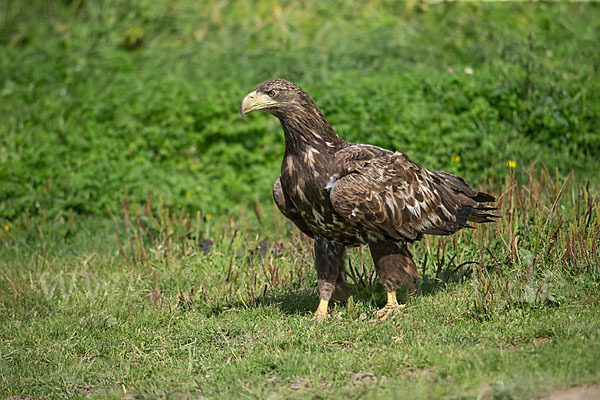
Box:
[279,107,346,157]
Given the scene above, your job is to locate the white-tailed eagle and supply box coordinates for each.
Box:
[240,79,497,320]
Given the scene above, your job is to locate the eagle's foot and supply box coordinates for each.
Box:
[313,299,329,322]
[375,291,405,320]
[375,302,405,320]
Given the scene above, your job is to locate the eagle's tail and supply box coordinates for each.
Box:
[429,171,500,232]
[467,206,499,224]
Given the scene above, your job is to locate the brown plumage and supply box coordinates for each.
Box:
[241,78,498,320]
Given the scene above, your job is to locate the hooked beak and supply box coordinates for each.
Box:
[239,91,276,117]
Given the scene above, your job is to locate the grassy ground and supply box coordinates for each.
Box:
[2,1,600,399]
[2,170,599,399]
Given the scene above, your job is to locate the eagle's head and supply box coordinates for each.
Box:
[240,78,313,119]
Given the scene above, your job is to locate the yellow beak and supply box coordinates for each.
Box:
[239,91,276,117]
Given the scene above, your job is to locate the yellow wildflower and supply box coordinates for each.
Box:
[3,224,8,232]
[508,160,517,168]
[185,190,191,197]
[206,213,212,220]
[451,155,461,163]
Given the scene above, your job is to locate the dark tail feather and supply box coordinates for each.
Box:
[473,191,496,203]
[467,208,499,223]
[432,170,496,204]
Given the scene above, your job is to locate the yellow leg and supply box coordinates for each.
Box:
[376,291,405,320]
[313,298,329,321]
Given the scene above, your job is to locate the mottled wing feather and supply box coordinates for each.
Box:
[329,145,495,241]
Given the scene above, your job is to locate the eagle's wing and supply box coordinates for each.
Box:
[329,145,496,241]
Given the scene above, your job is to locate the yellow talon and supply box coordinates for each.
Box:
[313,298,329,321]
[376,291,405,320]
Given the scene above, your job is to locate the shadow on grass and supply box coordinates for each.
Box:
[199,287,318,317]
[197,251,483,318]
[201,273,468,318]
[256,287,320,315]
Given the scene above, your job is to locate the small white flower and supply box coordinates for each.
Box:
[464,67,474,75]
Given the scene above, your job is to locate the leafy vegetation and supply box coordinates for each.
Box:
[1,1,600,399]
[1,0,599,219]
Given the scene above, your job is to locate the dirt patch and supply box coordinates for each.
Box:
[349,370,383,386]
[540,384,600,400]
[287,376,309,390]
[407,367,435,379]
[508,336,553,351]
[532,337,553,345]
[4,397,35,400]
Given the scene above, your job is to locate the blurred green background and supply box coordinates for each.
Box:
[1,0,599,220]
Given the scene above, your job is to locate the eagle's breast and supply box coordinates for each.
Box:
[281,148,364,245]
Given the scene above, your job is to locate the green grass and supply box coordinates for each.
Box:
[2,1,600,398]
[2,170,600,399]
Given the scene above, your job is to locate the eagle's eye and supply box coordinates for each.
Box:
[267,90,276,97]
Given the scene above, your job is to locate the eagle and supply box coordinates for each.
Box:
[240,78,497,320]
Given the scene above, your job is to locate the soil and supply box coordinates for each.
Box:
[541,384,600,400]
